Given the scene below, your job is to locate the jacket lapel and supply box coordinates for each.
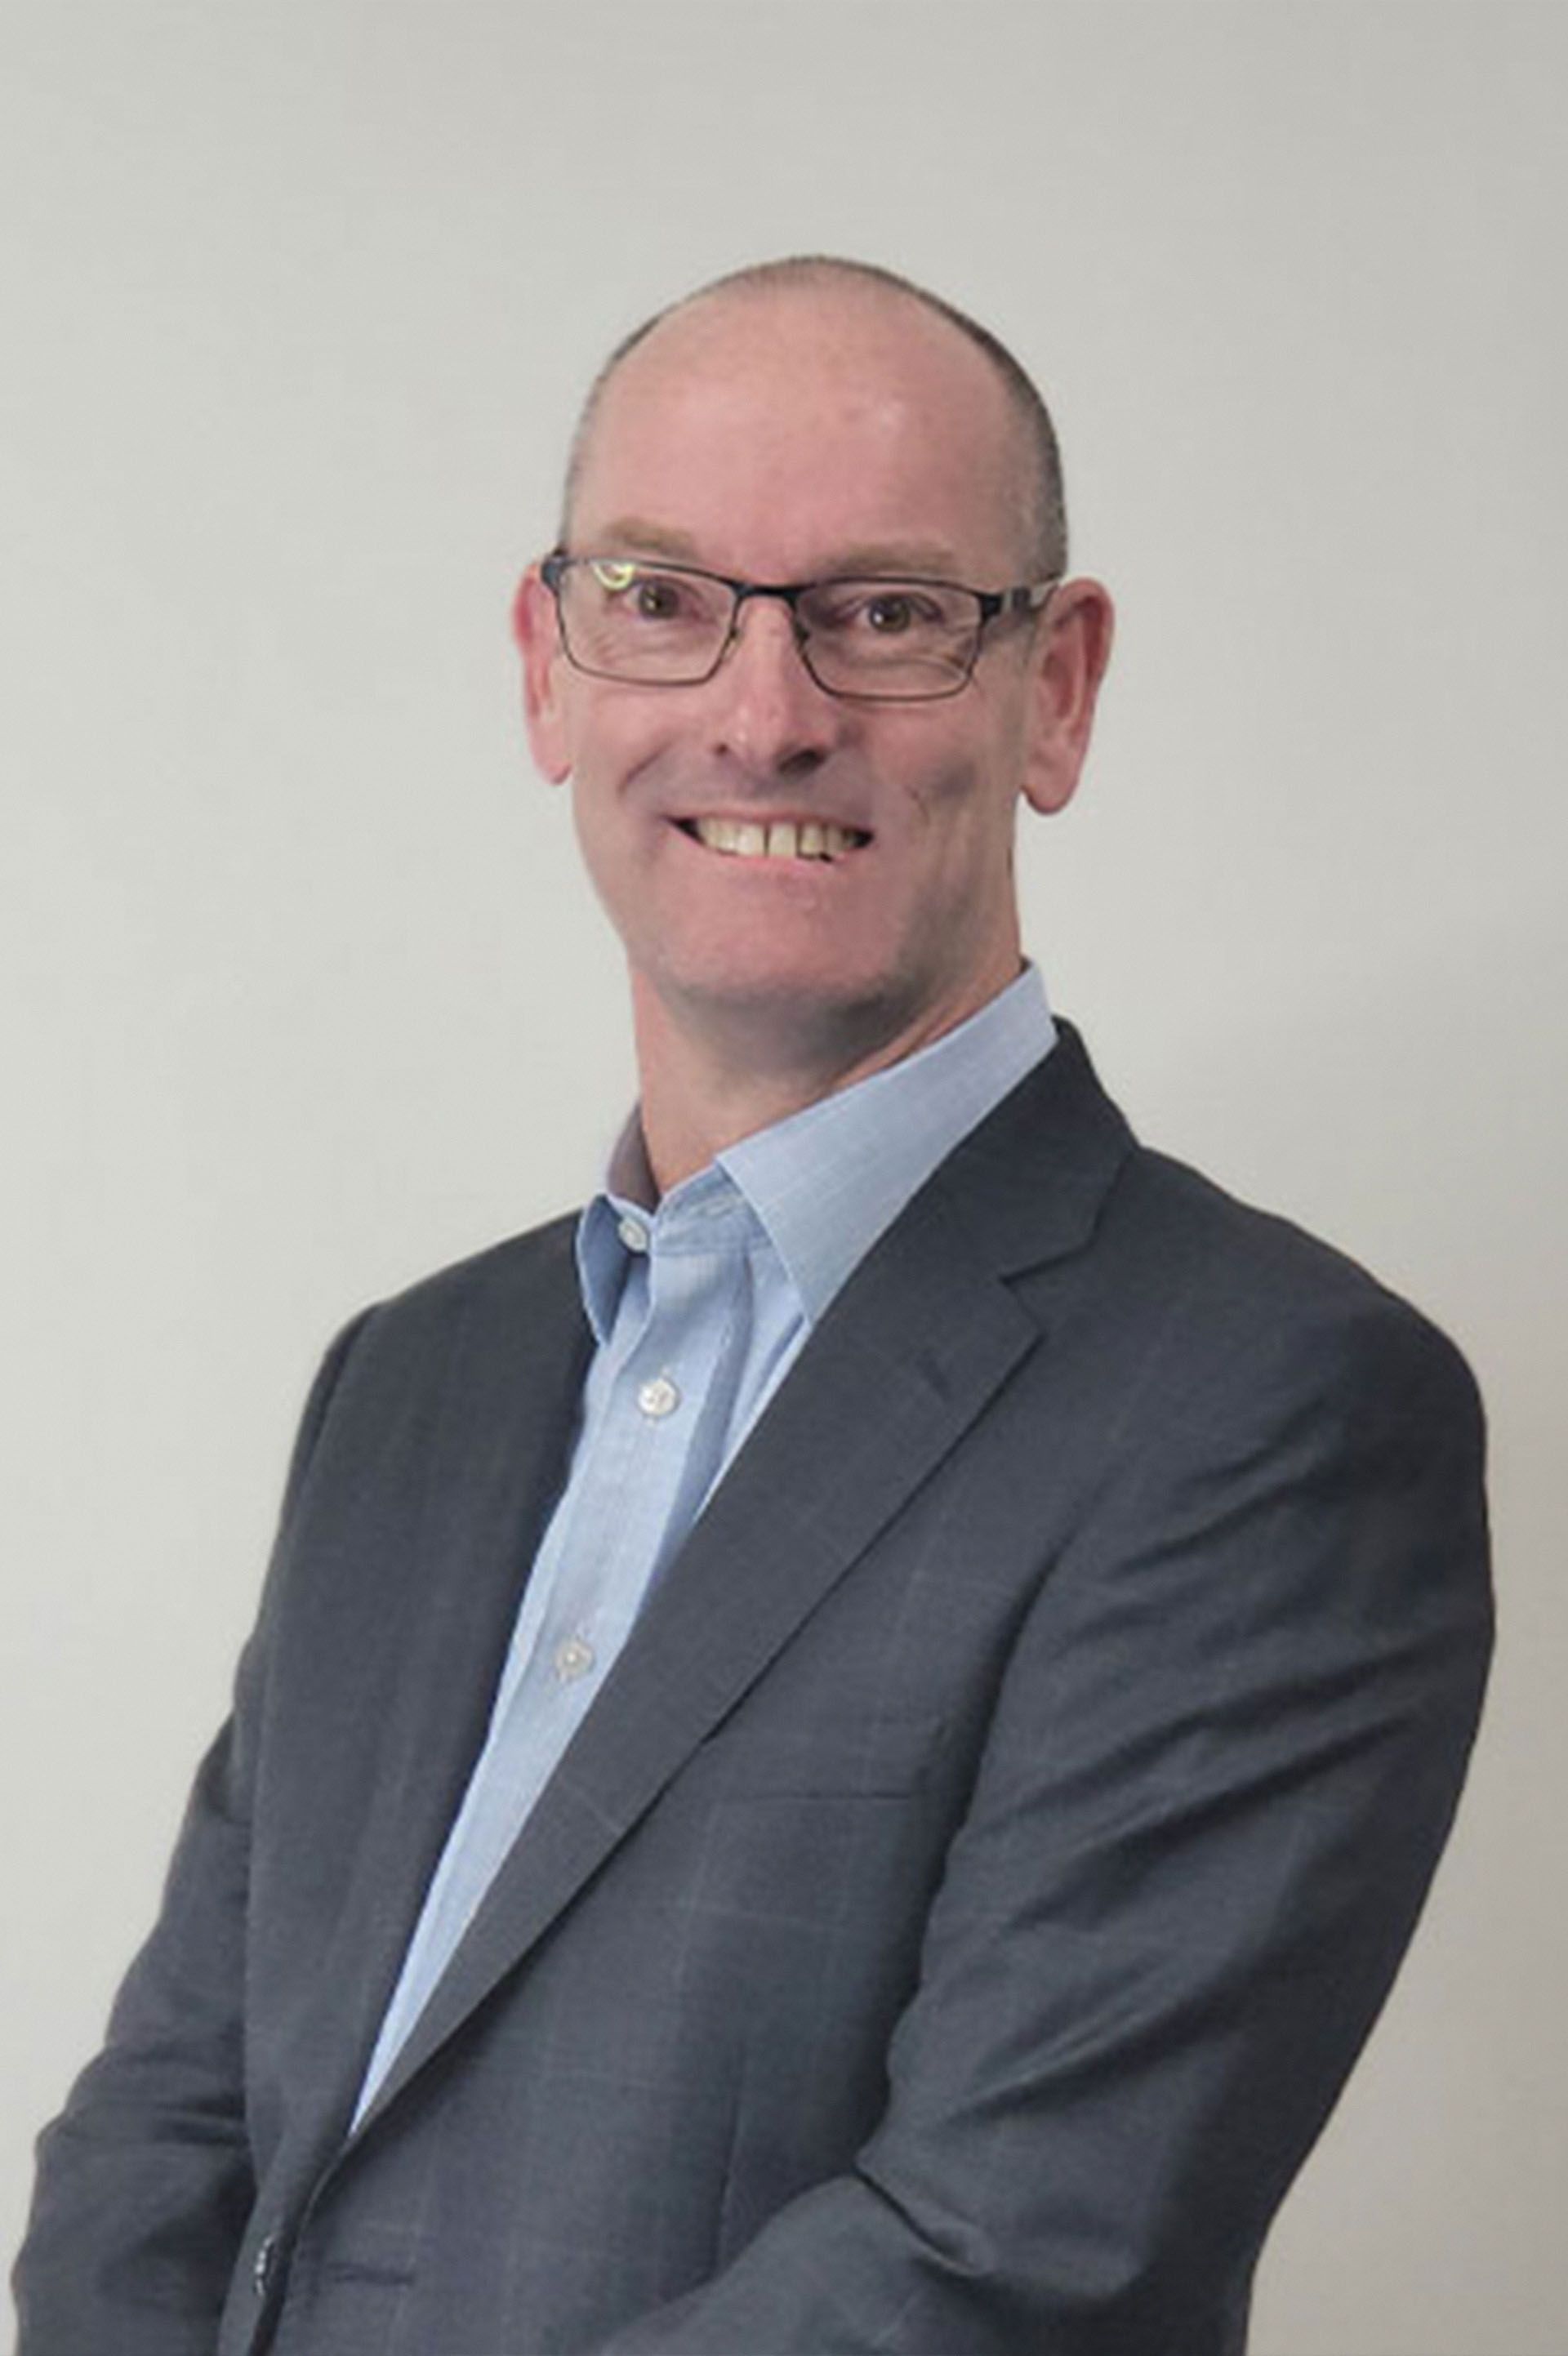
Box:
[303,1222,595,2143]
[354,1029,1134,2133]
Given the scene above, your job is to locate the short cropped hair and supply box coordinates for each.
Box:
[560,255,1068,579]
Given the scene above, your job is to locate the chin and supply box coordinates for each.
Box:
[668,958,933,1057]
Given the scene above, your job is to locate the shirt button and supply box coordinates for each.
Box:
[554,1633,595,1682]
[617,1214,649,1254]
[636,1372,681,1420]
[252,2231,278,2298]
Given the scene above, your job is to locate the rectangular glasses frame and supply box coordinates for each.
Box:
[540,551,1060,702]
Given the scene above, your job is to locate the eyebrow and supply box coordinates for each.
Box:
[583,520,971,581]
[823,541,968,579]
[589,519,705,562]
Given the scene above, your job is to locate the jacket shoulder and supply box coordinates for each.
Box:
[366,1209,582,1332]
[1095,1138,1483,1425]
[274,1211,586,1514]
[961,1025,1478,1402]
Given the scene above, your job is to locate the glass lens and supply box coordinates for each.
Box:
[799,580,982,695]
[560,559,733,681]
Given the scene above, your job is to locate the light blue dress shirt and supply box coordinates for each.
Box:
[354,968,1056,2122]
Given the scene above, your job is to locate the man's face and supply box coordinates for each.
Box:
[519,285,1105,1072]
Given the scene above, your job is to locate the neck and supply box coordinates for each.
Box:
[630,966,1022,1196]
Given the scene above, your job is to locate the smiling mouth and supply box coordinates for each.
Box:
[678,817,871,862]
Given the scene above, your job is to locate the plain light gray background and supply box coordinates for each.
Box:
[2,7,1562,2351]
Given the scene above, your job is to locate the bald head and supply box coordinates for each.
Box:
[560,256,1068,581]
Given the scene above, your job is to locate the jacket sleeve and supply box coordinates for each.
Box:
[590,1289,1493,2356]
[11,1314,370,2354]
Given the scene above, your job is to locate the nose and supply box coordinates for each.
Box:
[706,595,840,777]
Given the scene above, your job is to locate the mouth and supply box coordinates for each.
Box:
[676,817,871,863]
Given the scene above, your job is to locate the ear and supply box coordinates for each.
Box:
[1019,577,1115,817]
[512,563,572,784]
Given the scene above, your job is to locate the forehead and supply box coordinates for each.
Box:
[572,286,1030,577]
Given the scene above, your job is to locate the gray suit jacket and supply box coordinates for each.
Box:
[15,1029,1492,2354]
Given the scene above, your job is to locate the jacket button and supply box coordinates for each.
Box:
[252,2232,278,2298]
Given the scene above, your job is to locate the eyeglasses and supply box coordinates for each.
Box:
[540,552,1059,703]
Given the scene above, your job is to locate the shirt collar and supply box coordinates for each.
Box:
[719,965,1054,1323]
[577,966,1054,1338]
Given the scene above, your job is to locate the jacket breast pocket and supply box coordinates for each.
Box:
[693,1711,949,1800]
[685,1717,950,1941]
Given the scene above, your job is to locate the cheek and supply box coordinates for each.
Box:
[884,703,1022,829]
[567,765,635,913]
[564,722,658,853]
[899,753,1019,864]
[569,779,642,907]
[560,675,672,782]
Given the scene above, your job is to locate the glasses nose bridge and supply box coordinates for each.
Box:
[715,577,820,692]
[728,577,810,644]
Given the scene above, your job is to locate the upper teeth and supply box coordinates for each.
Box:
[691,817,865,861]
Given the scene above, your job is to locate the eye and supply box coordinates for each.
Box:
[862,592,922,635]
[586,559,688,617]
[631,575,684,620]
[808,583,956,639]
[585,561,720,630]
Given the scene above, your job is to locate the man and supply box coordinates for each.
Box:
[15,257,1491,2354]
